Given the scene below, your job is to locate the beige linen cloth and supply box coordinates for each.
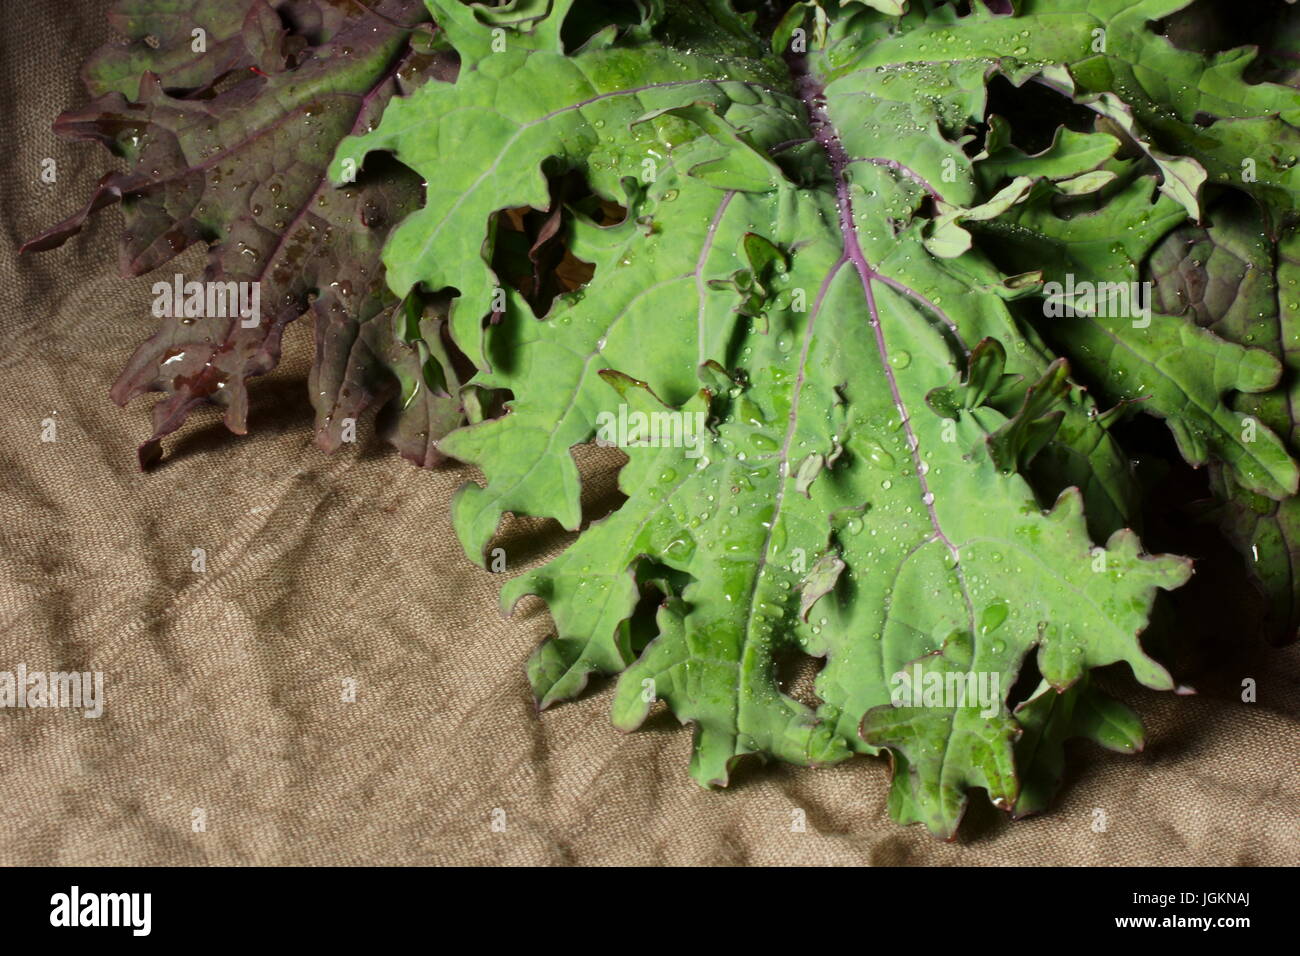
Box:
[1,1,1296,866]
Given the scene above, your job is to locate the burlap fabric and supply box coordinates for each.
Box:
[1,1,1296,866]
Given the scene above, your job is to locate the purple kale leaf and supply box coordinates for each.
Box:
[24,0,464,467]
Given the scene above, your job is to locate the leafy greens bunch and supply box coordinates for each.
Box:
[32,0,1300,838]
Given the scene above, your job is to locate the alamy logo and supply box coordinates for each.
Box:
[0,664,103,718]
[890,664,1000,718]
[152,273,261,328]
[50,886,151,936]
[594,404,708,459]
[1042,274,1152,328]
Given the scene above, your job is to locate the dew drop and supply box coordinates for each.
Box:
[888,350,911,369]
[978,601,1009,636]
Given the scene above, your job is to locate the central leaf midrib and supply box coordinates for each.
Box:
[784,51,974,630]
